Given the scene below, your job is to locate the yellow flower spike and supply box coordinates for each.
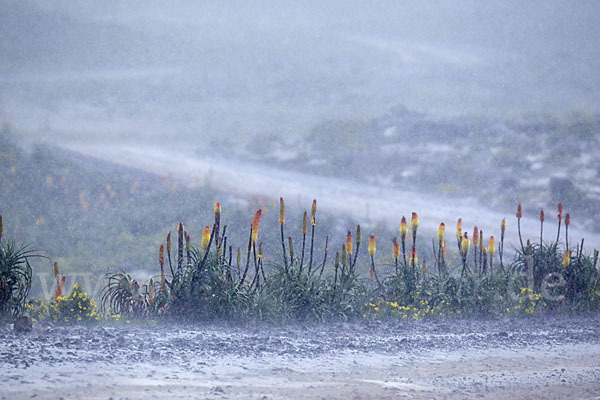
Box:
[410,212,419,232]
[251,209,262,243]
[279,197,285,224]
[516,204,522,219]
[159,244,165,265]
[437,223,445,243]
[166,232,172,253]
[302,212,308,235]
[342,245,347,265]
[345,231,353,255]
[400,217,407,240]
[368,235,376,258]
[311,199,317,226]
[201,226,211,251]
[488,236,495,259]
[563,250,570,268]
[472,226,479,246]
[456,218,462,240]
[236,247,241,267]
[461,232,470,256]
[392,237,400,259]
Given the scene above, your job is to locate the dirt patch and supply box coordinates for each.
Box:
[2,316,600,399]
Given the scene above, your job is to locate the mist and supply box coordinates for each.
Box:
[3,0,600,238]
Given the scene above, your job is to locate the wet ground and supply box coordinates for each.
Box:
[2,316,600,399]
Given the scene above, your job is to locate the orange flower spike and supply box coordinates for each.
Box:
[437,223,445,243]
[558,202,563,220]
[516,204,522,219]
[563,250,570,268]
[311,199,317,226]
[488,236,495,259]
[410,212,419,232]
[166,232,172,253]
[472,226,479,246]
[392,237,400,259]
[540,209,545,222]
[54,276,66,302]
[346,231,353,255]
[368,235,376,258]
[302,212,308,235]
[456,218,462,240]
[251,209,262,243]
[565,213,570,226]
[201,226,211,251]
[400,217,408,240]
[410,248,418,264]
[279,197,285,224]
[159,244,165,265]
[461,232,470,256]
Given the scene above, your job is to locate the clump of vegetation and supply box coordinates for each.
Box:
[25,283,100,324]
[24,263,101,324]
[97,198,599,323]
[0,215,39,319]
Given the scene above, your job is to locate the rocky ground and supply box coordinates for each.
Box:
[2,315,600,399]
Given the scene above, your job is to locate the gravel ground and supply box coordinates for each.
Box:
[2,315,600,399]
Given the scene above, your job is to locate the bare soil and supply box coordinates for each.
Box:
[2,316,600,399]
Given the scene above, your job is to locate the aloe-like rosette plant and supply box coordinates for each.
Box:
[0,241,36,318]
[100,272,147,316]
[0,215,40,318]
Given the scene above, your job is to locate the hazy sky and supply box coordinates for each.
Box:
[1,1,599,147]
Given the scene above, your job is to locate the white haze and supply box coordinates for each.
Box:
[1,0,599,245]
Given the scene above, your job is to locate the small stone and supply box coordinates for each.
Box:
[14,316,33,333]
